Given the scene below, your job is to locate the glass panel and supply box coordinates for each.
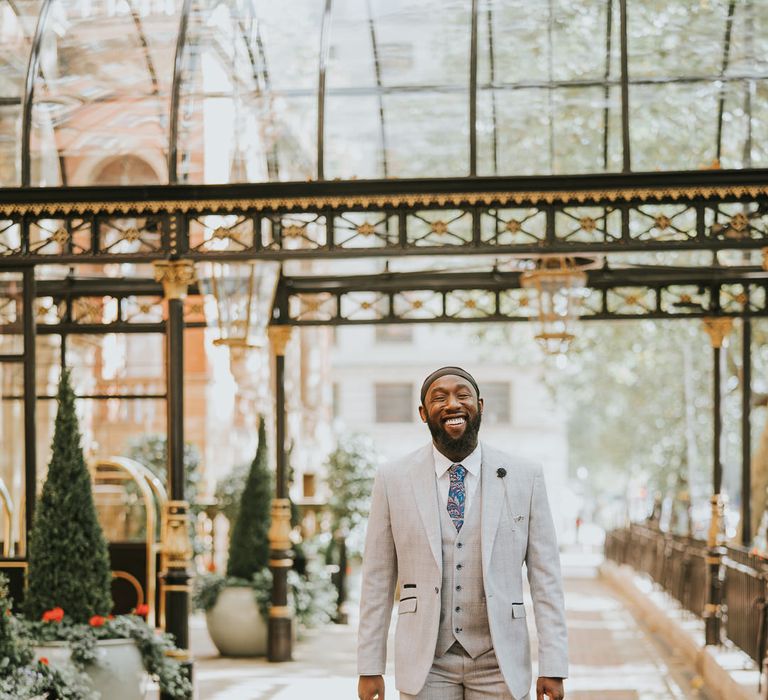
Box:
[253,0,323,91]
[551,87,620,174]
[176,0,323,183]
[628,0,731,80]
[383,92,467,177]
[323,1,379,179]
[85,397,167,457]
[479,86,620,176]
[482,1,549,84]
[0,362,24,555]
[65,334,165,396]
[324,95,383,179]
[29,0,183,186]
[482,88,550,175]
[0,105,21,186]
[630,83,719,172]
[749,80,768,168]
[36,334,61,396]
[326,0,376,90]
[0,271,23,355]
[719,81,753,170]
[355,0,470,178]
[0,0,41,186]
[368,0,470,88]
[270,95,318,181]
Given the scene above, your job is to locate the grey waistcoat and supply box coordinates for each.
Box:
[434,468,493,658]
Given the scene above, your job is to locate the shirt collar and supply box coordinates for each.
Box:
[432,443,482,479]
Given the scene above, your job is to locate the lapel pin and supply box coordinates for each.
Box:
[497,467,507,478]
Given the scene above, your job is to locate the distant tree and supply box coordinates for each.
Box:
[127,434,202,511]
[325,435,379,543]
[25,370,113,621]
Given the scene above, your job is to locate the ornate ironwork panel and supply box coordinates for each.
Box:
[1,172,768,262]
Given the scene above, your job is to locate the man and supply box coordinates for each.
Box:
[357,367,568,700]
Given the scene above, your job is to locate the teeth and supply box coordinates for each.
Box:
[445,417,466,426]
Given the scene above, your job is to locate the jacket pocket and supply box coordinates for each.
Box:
[511,602,526,619]
[398,596,417,614]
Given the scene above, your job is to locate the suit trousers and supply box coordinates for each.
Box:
[399,643,525,700]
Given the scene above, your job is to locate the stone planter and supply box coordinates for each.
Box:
[205,585,268,656]
[35,638,147,700]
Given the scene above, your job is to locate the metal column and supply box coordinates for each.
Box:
[154,260,196,698]
[267,325,293,662]
[22,267,37,551]
[702,317,732,646]
[741,318,752,546]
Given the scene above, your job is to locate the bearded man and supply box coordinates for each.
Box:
[357,367,568,700]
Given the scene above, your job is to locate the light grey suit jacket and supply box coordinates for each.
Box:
[357,442,568,698]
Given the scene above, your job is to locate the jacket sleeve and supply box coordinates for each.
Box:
[357,467,398,676]
[525,465,569,679]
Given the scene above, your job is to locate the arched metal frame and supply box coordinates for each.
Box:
[13,0,768,186]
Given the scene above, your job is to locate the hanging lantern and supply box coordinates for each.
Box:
[199,261,280,348]
[520,256,589,355]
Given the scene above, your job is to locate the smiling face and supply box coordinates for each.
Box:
[418,374,483,460]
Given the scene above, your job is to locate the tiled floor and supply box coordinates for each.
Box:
[187,551,715,700]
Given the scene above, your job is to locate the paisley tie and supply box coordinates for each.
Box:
[447,463,467,531]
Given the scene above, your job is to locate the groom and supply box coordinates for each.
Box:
[357,367,568,699]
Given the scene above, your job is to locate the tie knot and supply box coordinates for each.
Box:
[450,464,467,482]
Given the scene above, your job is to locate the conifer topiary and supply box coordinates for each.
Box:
[226,417,272,580]
[24,369,113,621]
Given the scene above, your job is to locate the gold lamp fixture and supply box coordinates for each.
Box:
[200,261,280,348]
[520,256,590,355]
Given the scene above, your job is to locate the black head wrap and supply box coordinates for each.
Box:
[420,366,480,405]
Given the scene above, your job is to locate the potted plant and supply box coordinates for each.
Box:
[21,369,191,699]
[198,431,336,654]
[0,573,96,700]
[196,417,273,656]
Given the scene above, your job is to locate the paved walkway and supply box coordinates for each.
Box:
[187,551,715,700]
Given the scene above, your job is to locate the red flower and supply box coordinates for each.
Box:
[133,604,149,617]
[207,561,217,573]
[89,615,106,627]
[39,657,49,665]
[41,607,64,623]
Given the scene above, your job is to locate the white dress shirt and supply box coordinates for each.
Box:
[432,443,482,518]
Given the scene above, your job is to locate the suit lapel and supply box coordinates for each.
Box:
[410,445,442,570]
[481,443,506,579]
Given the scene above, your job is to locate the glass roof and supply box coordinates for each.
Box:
[1,0,767,187]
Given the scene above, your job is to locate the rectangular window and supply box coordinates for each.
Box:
[481,382,511,424]
[375,383,413,423]
[375,325,413,344]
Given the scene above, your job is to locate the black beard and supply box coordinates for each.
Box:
[426,412,482,459]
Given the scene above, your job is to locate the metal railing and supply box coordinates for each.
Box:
[605,525,768,676]
[723,546,768,666]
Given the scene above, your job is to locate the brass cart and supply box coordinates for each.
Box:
[0,475,15,557]
[91,457,167,628]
